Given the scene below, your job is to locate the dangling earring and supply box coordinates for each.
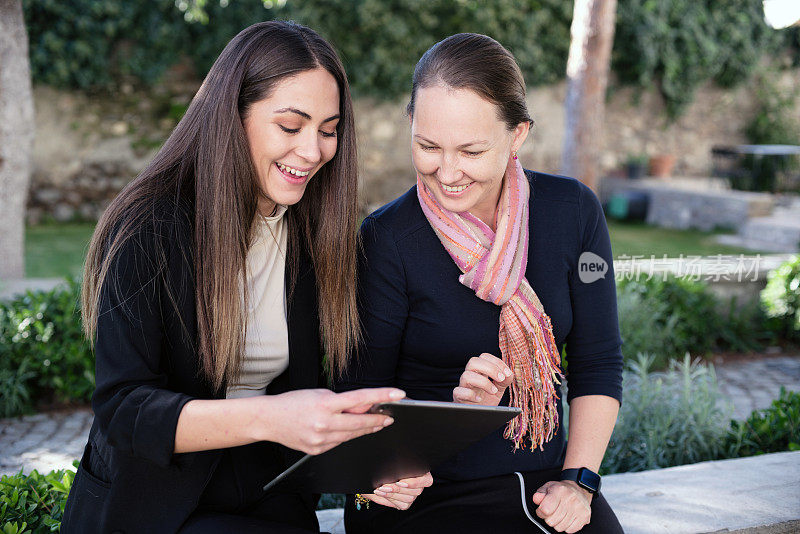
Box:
[512,151,518,161]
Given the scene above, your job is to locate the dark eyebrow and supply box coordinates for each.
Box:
[414,134,487,149]
[274,107,340,123]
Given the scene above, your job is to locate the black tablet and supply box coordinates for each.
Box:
[262,399,520,494]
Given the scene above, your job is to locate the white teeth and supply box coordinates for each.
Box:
[441,183,468,193]
[277,163,309,177]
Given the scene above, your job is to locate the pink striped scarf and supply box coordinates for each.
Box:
[416,157,563,450]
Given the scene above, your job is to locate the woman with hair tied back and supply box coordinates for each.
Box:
[338,33,624,533]
[61,21,431,534]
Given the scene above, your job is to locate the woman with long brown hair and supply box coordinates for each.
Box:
[61,21,430,533]
[339,33,623,533]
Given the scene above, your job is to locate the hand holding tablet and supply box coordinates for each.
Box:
[263,399,521,494]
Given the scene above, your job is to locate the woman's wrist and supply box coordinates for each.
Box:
[560,479,593,503]
[242,395,278,443]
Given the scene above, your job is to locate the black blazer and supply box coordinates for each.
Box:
[62,198,324,533]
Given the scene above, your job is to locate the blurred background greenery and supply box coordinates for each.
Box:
[24,0,799,112]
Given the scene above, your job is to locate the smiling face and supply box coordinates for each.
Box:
[410,85,529,227]
[243,67,340,215]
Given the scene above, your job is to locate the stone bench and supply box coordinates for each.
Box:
[316,451,800,534]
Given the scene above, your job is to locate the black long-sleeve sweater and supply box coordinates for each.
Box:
[337,170,623,481]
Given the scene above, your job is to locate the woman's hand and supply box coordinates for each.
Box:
[360,472,434,510]
[532,480,592,533]
[452,353,513,406]
[255,388,405,455]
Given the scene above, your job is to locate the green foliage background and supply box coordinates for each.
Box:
[616,275,772,368]
[23,0,800,115]
[601,354,800,475]
[613,0,786,117]
[761,255,800,342]
[0,281,93,418]
[0,465,75,534]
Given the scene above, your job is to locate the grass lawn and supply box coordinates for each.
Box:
[23,219,765,279]
[25,223,95,278]
[606,220,765,258]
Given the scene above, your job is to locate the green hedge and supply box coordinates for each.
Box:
[725,386,800,458]
[0,281,93,418]
[761,255,800,341]
[0,465,75,534]
[24,0,799,115]
[616,275,772,369]
[602,353,800,474]
[282,0,572,97]
[612,0,787,117]
[602,354,732,474]
[23,0,189,88]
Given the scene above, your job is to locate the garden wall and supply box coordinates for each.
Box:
[27,67,800,223]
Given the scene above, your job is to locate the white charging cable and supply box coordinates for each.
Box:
[514,471,551,533]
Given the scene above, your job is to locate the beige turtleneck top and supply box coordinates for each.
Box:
[226,205,290,399]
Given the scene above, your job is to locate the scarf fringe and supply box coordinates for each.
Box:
[501,304,563,450]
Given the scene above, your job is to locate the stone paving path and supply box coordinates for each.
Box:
[1,408,91,477]
[2,355,799,477]
[715,355,800,420]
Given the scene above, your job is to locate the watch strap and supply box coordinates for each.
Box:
[560,467,601,494]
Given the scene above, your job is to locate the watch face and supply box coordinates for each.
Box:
[577,468,601,493]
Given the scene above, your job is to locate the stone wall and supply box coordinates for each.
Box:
[27,68,800,222]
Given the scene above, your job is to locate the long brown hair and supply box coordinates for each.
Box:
[407,33,532,130]
[82,21,360,391]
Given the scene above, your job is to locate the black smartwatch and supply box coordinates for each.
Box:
[559,467,601,494]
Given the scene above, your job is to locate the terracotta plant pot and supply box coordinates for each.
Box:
[649,154,676,178]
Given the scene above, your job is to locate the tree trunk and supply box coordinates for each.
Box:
[0,0,34,280]
[561,0,617,193]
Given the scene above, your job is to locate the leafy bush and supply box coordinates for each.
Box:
[612,0,784,117]
[724,387,800,458]
[602,354,732,474]
[616,276,768,367]
[0,281,93,417]
[25,0,797,115]
[0,364,36,419]
[761,255,800,341]
[23,0,190,89]
[281,0,572,97]
[616,282,678,369]
[716,296,774,353]
[23,0,572,95]
[0,465,75,534]
[182,0,282,77]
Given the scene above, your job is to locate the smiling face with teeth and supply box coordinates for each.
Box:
[410,85,529,229]
[243,67,340,215]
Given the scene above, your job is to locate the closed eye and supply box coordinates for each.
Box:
[320,130,337,138]
[419,144,438,151]
[463,150,484,157]
[278,124,300,134]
